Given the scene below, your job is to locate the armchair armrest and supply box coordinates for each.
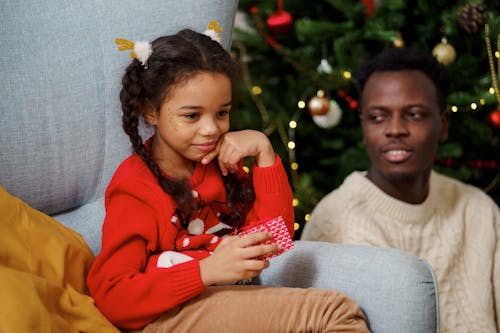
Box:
[256,240,439,333]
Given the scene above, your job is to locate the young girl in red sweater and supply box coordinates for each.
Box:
[87,26,368,332]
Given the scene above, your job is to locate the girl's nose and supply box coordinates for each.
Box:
[199,117,219,136]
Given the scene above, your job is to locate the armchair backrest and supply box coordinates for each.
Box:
[0,0,238,215]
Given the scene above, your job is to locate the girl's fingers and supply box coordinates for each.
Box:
[243,243,280,259]
[201,143,220,165]
[238,231,271,246]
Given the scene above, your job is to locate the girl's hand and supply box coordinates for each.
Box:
[199,232,281,286]
[201,130,275,176]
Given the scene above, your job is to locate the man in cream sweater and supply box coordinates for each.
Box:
[301,47,500,333]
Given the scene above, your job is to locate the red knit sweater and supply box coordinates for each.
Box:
[87,152,294,330]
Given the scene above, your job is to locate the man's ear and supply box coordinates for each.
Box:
[439,109,450,143]
[140,100,158,126]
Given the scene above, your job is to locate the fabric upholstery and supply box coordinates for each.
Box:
[258,241,439,333]
[0,0,238,216]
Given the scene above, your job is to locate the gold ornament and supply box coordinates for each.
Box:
[307,91,330,116]
[432,37,456,66]
[393,33,405,48]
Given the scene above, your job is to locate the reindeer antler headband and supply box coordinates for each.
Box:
[114,21,223,68]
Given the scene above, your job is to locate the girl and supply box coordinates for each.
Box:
[87,27,369,332]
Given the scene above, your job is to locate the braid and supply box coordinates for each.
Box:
[223,173,255,229]
[120,61,144,155]
[120,61,198,215]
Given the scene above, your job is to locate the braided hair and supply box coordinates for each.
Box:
[119,29,255,227]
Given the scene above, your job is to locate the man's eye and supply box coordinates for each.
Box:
[407,110,425,120]
[367,113,385,123]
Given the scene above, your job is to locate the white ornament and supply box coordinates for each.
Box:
[312,100,342,128]
[317,58,333,74]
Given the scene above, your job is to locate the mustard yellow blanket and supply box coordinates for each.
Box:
[0,185,119,333]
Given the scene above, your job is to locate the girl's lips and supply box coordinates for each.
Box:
[195,142,217,151]
[383,149,412,163]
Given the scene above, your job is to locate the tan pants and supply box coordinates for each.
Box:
[136,285,369,333]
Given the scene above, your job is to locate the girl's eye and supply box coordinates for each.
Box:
[183,113,199,120]
[217,110,230,118]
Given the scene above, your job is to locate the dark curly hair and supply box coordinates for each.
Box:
[119,29,254,226]
[354,47,451,112]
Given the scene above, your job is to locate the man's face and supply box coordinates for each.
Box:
[359,70,449,189]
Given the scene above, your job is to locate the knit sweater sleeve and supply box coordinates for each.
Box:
[87,168,205,330]
[245,155,295,236]
[493,203,500,332]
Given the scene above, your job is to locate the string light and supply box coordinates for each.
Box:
[485,24,500,105]
[251,86,262,95]
[292,198,299,206]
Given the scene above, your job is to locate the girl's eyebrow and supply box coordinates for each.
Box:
[177,100,232,111]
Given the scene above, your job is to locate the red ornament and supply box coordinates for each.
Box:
[361,0,375,18]
[489,109,500,130]
[267,0,294,35]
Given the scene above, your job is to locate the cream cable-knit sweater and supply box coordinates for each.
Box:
[301,171,500,333]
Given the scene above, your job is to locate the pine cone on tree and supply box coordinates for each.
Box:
[456,3,489,34]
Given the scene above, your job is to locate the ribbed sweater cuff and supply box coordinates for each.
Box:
[167,260,205,303]
[252,155,289,194]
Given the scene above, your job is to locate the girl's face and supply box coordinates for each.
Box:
[145,71,232,175]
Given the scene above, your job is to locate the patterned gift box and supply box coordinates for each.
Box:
[238,216,294,259]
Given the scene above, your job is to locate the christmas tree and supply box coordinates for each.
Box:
[231,0,500,238]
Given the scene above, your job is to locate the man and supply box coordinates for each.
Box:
[301,47,500,333]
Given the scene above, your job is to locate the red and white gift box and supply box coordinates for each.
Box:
[238,216,294,259]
